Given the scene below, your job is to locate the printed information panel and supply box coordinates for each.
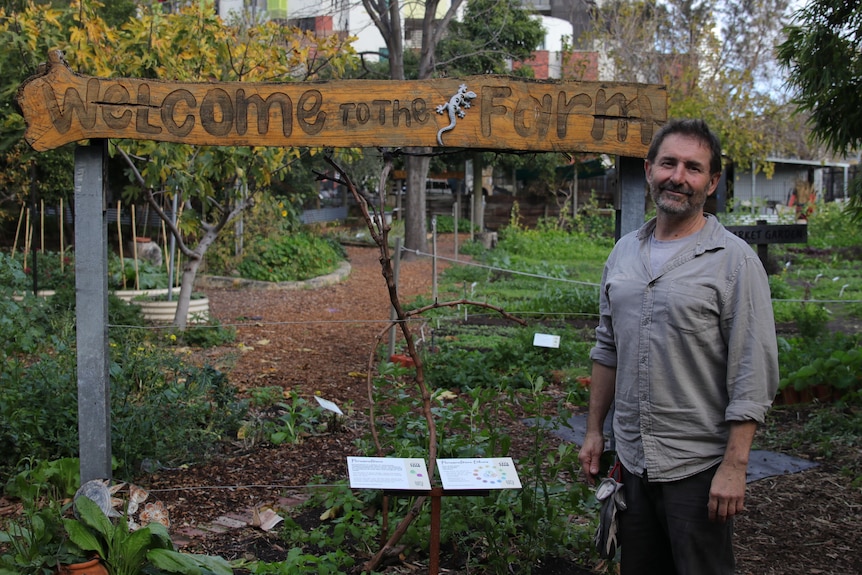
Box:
[437,457,522,490]
[346,457,431,490]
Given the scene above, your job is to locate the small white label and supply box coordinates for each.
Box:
[533,333,560,348]
[314,396,343,415]
[346,457,431,490]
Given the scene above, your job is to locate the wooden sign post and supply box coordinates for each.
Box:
[17,51,666,156]
[16,50,667,485]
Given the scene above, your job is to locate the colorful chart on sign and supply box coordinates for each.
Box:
[437,457,522,490]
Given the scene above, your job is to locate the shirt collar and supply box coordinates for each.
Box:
[637,213,727,254]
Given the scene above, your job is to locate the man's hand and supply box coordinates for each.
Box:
[708,461,747,522]
[579,431,606,485]
[708,420,757,522]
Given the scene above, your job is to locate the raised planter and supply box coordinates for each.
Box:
[113,287,178,302]
[133,294,210,324]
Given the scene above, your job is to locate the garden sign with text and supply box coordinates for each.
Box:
[17,51,666,157]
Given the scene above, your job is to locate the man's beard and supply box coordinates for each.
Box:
[649,181,706,217]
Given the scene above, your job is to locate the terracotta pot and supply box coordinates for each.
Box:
[813,384,834,403]
[58,558,109,575]
[778,387,800,405]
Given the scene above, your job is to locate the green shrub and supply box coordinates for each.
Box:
[792,303,831,340]
[107,254,169,290]
[237,232,344,282]
[1,251,74,292]
[0,321,247,480]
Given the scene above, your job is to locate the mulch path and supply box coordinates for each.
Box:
[102,234,862,574]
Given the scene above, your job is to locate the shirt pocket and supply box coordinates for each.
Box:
[666,280,719,334]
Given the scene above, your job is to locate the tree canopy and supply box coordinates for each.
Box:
[588,0,801,176]
[777,0,862,220]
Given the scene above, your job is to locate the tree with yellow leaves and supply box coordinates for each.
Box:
[2,0,358,327]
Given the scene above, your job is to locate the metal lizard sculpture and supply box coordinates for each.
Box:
[435,84,477,146]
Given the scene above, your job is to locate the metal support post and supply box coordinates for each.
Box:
[74,140,112,483]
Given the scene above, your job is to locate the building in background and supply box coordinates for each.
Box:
[212,0,598,80]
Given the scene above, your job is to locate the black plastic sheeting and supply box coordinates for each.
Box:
[525,414,819,483]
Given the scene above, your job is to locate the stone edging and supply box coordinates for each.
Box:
[195,260,351,291]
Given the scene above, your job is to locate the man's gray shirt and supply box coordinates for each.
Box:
[590,214,780,481]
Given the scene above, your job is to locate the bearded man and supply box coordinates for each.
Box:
[578,118,779,575]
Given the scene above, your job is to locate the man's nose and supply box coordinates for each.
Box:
[668,164,686,184]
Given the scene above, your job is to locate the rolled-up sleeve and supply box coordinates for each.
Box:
[590,263,618,368]
[722,254,780,424]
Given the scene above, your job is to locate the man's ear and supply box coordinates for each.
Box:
[707,172,720,196]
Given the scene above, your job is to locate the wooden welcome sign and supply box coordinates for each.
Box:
[17,51,666,156]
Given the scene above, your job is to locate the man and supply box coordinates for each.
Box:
[578,119,779,574]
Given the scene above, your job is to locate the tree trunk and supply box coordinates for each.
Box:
[172,224,220,329]
[471,152,485,232]
[404,152,430,257]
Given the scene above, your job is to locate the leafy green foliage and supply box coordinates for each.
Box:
[436,0,546,76]
[777,0,862,156]
[0,292,247,479]
[347,375,594,572]
[107,255,169,291]
[0,497,79,575]
[166,317,237,348]
[431,214,477,234]
[779,332,862,400]
[777,0,862,222]
[1,251,73,292]
[66,495,232,575]
[237,390,337,447]
[237,232,344,283]
[3,458,81,502]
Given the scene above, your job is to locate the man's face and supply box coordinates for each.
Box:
[645,133,720,217]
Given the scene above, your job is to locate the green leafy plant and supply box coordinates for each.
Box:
[0,499,81,575]
[779,334,862,401]
[268,392,325,445]
[65,495,232,575]
[108,255,169,291]
[4,458,80,503]
[236,232,344,283]
[166,317,237,348]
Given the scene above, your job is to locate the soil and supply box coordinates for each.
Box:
[138,234,860,574]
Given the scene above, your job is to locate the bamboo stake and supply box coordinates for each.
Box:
[40,199,45,254]
[12,203,25,256]
[131,204,140,290]
[174,202,184,289]
[161,218,169,276]
[117,202,126,289]
[23,208,31,269]
[59,199,64,272]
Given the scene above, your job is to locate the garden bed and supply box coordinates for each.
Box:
[142,237,860,575]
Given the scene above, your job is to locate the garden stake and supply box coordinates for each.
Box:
[432,216,438,302]
[131,204,140,290]
[12,202,25,256]
[60,198,65,271]
[117,202,125,289]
